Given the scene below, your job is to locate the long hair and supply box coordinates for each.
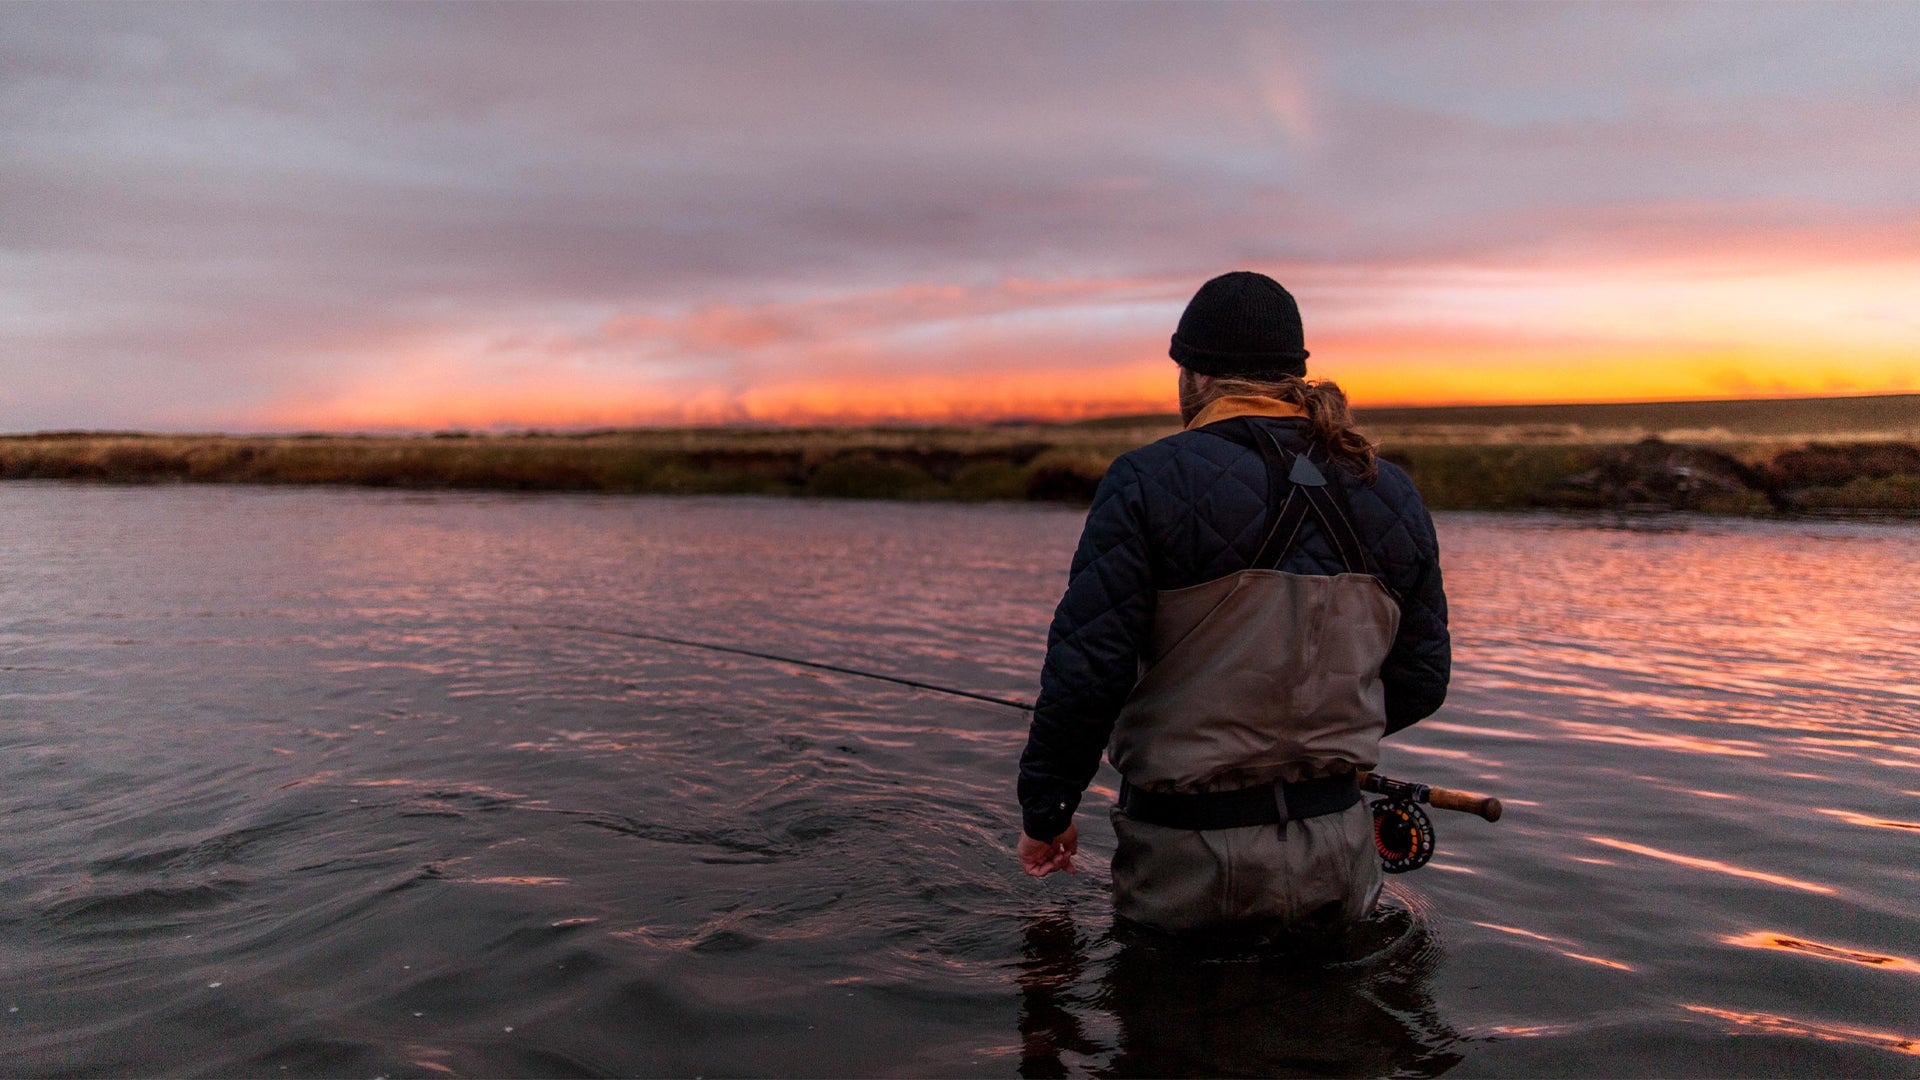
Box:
[1183,370,1380,482]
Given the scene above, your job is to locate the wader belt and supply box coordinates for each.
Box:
[1117,773,1361,831]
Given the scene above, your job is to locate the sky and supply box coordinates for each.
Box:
[4,2,1918,432]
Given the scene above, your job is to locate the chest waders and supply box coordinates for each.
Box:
[1107,419,1402,934]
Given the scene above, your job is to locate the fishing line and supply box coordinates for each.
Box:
[530,622,1037,712]
[527,622,1500,873]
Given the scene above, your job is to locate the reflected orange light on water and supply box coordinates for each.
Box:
[1390,743,1499,764]
[1561,953,1636,973]
[1720,931,1920,974]
[1481,1023,1575,1038]
[1550,719,1770,759]
[1473,922,1635,971]
[1416,720,1541,742]
[1813,808,1920,833]
[1586,837,1836,895]
[1682,1005,1919,1056]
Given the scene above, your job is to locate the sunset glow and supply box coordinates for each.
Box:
[4,5,1917,431]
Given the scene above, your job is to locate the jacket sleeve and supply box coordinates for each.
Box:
[1017,457,1156,841]
[1380,494,1450,735]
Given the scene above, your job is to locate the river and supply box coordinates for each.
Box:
[2,483,1915,1076]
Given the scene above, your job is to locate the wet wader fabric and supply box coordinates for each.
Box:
[1107,420,1400,933]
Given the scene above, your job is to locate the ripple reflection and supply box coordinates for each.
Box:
[1682,1005,1919,1057]
[1720,931,1920,974]
[1586,836,1837,895]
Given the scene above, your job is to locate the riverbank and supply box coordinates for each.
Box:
[4,393,1916,515]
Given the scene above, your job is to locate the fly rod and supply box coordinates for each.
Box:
[536,622,1504,825]
[531,623,1037,712]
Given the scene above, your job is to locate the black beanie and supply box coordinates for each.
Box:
[1168,271,1309,378]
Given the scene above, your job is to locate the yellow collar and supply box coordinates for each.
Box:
[1184,394,1308,431]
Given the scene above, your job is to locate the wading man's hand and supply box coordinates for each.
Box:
[1017,824,1079,877]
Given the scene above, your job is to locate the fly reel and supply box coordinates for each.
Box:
[1371,798,1435,873]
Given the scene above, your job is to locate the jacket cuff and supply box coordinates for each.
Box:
[1021,796,1078,843]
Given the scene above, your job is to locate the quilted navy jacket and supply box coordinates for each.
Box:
[1017,415,1450,842]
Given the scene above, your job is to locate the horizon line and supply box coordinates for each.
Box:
[4,388,1916,441]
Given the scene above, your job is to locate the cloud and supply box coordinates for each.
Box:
[1,3,1916,430]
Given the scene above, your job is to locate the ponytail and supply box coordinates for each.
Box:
[1206,373,1380,482]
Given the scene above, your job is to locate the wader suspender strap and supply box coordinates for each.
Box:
[1239,419,1382,579]
[1249,481,1310,571]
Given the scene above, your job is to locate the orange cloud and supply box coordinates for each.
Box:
[247,253,1918,431]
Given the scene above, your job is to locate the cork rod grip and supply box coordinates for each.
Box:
[1428,788,1503,822]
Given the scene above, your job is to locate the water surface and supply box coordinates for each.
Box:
[2,484,1915,1076]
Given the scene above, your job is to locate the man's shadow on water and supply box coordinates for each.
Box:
[1017,903,1463,1079]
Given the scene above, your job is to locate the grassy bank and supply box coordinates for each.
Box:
[4,393,1917,515]
[0,428,1135,502]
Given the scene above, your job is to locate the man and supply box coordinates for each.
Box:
[1014,271,1450,934]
